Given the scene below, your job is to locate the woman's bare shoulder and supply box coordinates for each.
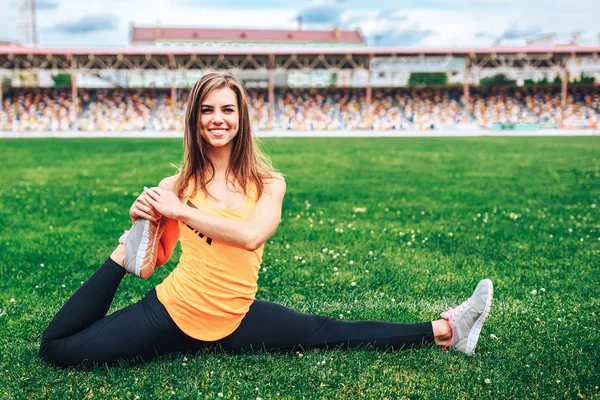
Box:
[158,174,180,190]
[264,173,286,195]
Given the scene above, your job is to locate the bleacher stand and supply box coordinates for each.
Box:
[1,86,599,132]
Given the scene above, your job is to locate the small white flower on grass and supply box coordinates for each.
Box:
[339,314,344,319]
[558,318,562,322]
[218,393,223,397]
[35,285,39,289]
[61,284,66,288]
[333,267,338,272]
[530,289,537,295]
[182,362,187,366]
[322,248,328,253]
[40,263,44,267]
[285,244,290,249]
[535,318,540,322]
[10,298,15,302]
[257,397,263,400]
[540,288,546,292]
[407,242,412,246]
[349,260,354,265]
[448,232,453,237]
[302,260,306,264]
[353,207,366,213]
[351,282,356,286]
[484,378,491,385]
[368,251,373,256]
[490,334,499,340]
[365,269,369,273]
[556,380,560,384]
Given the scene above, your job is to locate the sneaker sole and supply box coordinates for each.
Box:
[124,217,166,279]
[465,279,494,355]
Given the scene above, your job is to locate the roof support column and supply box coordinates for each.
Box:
[561,66,568,109]
[268,54,275,129]
[171,86,176,114]
[366,53,373,127]
[70,71,78,128]
[463,56,471,110]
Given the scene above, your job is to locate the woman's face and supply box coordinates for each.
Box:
[199,87,240,149]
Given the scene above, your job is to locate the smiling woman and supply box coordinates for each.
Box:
[38,71,493,369]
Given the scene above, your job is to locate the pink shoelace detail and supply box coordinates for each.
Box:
[442,298,472,322]
[440,298,472,351]
[119,230,130,245]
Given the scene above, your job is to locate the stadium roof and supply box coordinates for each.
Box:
[0,45,598,72]
[130,26,365,44]
[0,45,598,56]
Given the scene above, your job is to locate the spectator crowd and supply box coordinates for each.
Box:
[2,86,598,132]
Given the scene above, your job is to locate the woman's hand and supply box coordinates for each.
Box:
[143,186,187,220]
[130,191,161,224]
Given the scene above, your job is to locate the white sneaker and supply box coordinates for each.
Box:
[122,217,166,279]
[441,279,494,355]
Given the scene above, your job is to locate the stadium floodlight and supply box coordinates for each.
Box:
[17,0,37,48]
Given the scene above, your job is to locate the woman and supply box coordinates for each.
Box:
[39,71,493,368]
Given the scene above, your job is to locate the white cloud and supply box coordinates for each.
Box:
[0,0,598,47]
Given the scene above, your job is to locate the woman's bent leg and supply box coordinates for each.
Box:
[219,300,435,354]
[39,289,207,368]
[41,257,126,342]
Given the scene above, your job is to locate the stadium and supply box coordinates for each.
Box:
[2,25,600,136]
[1,2,599,399]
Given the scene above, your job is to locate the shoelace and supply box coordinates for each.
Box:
[440,298,472,351]
[119,229,130,245]
[442,298,472,322]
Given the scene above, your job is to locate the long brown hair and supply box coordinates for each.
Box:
[173,71,277,201]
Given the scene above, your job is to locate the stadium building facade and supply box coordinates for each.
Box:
[1,25,599,133]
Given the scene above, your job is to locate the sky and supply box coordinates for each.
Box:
[0,0,598,48]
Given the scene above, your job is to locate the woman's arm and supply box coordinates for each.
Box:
[129,175,180,267]
[155,176,180,266]
[144,175,286,251]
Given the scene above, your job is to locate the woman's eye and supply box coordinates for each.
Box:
[201,109,212,113]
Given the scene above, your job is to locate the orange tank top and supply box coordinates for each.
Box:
[155,185,264,341]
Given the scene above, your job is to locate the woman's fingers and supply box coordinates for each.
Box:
[131,208,159,222]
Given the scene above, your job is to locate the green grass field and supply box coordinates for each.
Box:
[0,137,599,399]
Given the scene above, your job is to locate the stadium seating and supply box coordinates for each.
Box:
[1,86,598,132]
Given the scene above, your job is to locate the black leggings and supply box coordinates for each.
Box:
[39,258,435,368]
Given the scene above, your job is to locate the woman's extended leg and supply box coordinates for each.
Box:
[219,279,493,355]
[219,300,435,353]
